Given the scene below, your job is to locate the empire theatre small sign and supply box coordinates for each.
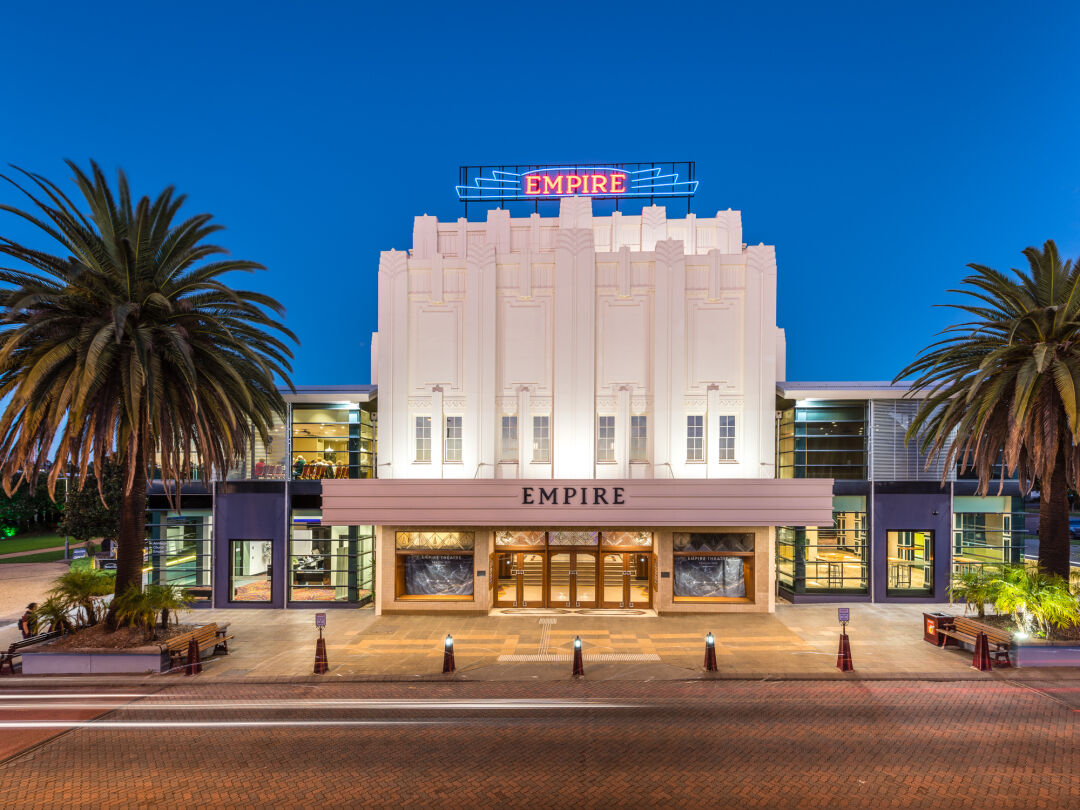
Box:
[522,485,626,506]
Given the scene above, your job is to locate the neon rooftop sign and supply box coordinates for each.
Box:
[456,162,698,203]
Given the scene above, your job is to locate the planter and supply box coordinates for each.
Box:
[20,645,167,674]
[1012,639,1080,668]
[940,616,1080,668]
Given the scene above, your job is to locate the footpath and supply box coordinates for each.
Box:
[4,601,1079,683]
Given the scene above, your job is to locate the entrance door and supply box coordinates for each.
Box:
[602,552,652,608]
[494,551,546,607]
[546,551,597,607]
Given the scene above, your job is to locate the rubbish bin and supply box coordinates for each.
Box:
[923,612,953,645]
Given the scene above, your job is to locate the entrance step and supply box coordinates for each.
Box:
[497,653,662,662]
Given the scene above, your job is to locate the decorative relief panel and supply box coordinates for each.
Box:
[510,227,529,253]
[687,301,742,393]
[442,398,466,411]
[603,531,654,548]
[595,397,618,411]
[598,299,649,389]
[529,397,552,412]
[407,397,432,409]
[494,530,546,547]
[396,531,475,550]
[495,397,517,414]
[437,232,458,257]
[411,305,462,390]
[548,531,599,547]
[499,299,550,389]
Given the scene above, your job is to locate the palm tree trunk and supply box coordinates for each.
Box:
[1039,458,1071,579]
[105,448,148,630]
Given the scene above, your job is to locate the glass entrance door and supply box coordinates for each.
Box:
[494,552,517,607]
[602,553,653,607]
[549,553,572,606]
[886,530,934,596]
[574,552,597,608]
[494,551,545,606]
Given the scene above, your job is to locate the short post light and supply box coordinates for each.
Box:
[704,631,718,672]
[572,635,585,677]
[443,633,456,674]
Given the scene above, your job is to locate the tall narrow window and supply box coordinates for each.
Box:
[445,416,463,463]
[500,415,518,462]
[532,415,550,463]
[630,415,648,462]
[415,416,431,462]
[718,415,736,461]
[687,415,704,461]
[597,415,616,462]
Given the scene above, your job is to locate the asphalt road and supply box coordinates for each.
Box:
[0,679,1077,808]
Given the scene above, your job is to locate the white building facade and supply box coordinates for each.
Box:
[322,196,832,615]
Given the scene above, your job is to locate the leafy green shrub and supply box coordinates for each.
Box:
[111,585,157,639]
[48,568,115,628]
[144,584,193,629]
[949,565,1003,618]
[32,596,74,636]
[112,584,192,640]
[992,565,1080,637]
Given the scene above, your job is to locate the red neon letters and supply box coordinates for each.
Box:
[523,173,627,196]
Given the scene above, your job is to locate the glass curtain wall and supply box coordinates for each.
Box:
[952,496,1025,575]
[145,511,213,602]
[227,413,288,480]
[776,497,868,594]
[292,404,375,479]
[777,401,868,479]
[289,509,374,604]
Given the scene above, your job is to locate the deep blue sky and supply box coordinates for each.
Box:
[1,1,1078,386]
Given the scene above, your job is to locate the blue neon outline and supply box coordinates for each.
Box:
[456,165,698,200]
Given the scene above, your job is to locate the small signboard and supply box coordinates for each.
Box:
[315,612,326,628]
[838,608,850,623]
[97,559,118,571]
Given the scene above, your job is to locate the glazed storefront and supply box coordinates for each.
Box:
[321,478,833,615]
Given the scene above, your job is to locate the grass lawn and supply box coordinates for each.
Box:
[0,549,67,564]
[0,531,71,555]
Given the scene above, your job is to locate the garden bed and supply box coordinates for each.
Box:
[19,623,196,675]
[949,614,1080,667]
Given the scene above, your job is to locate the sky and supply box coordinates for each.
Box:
[1,1,1078,386]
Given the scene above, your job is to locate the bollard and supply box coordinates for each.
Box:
[704,632,718,672]
[314,634,329,674]
[836,631,854,672]
[185,637,202,675]
[442,634,456,674]
[572,635,585,677]
[972,631,992,671]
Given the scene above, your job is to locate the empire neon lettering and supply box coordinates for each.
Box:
[523,173,628,196]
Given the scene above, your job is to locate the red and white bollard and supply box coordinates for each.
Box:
[572,636,585,677]
[836,630,854,672]
[704,632,718,672]
[443,634,456,674]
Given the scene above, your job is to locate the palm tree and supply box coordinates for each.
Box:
[0,161,295,625]
[896,240,1078,578]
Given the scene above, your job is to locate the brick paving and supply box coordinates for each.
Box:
[87,602,985,680]
[0,679,1077,807]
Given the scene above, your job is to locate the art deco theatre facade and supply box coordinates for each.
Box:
[319,165,833,614]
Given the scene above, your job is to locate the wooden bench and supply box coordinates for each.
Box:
[161,623,233,669]
[0,631,63,675]
[938,616,1012,666]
